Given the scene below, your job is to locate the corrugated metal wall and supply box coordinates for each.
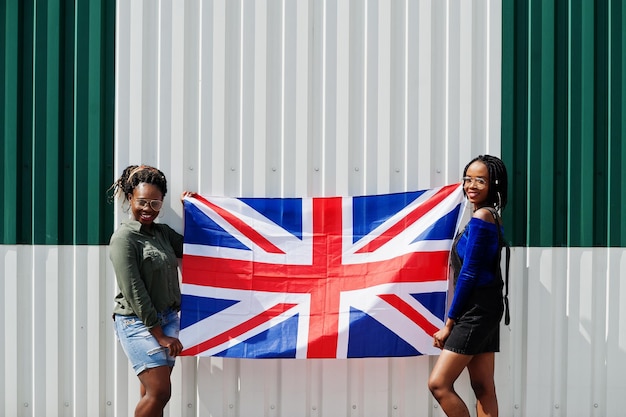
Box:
[115,0,502,199]
[2,0,626,416]
[502,0,626,247]
[4,246,626,416]
[0,0,115,245]
[499,3,626,416]
[121,0,509,415]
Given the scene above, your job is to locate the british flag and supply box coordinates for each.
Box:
[179,184,464,359]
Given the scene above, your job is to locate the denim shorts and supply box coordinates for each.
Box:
[114,309,180,375]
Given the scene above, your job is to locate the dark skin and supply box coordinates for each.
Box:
[127,184,194,417]
[428,161,499,417]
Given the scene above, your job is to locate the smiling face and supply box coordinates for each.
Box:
[129,182,163,227]
[463,160,490,209]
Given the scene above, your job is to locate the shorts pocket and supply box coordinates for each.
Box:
[119,316,151,339]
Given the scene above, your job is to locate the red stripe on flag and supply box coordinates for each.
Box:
[182,251,451,291]
[191,195,285,254]
[181,303,297,356]
[355,184,459,254]
[377,294,440,337]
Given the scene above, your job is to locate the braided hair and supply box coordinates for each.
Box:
[462,155,508,210]
[109,165,168,203]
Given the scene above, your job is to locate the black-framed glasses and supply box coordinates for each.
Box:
[462,176,488,188]
[133,198,164,211]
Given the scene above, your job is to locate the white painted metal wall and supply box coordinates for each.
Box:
[115,0,502,199]
[4,246,626,416]
[113,1,506,415]
[3,1,626,417]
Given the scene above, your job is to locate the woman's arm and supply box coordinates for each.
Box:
[446,217,499,321]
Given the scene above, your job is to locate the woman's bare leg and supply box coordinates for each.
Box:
[467,352,498,417]
[428,350,474,417]
[135,366,172,417]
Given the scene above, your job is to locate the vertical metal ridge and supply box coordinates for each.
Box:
[607,0,626,247]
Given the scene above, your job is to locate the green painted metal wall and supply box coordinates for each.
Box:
[3,0,625,248]
[0,0,115,245]
[502,0,626,247]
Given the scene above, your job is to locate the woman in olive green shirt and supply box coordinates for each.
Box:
[109,165,193,417]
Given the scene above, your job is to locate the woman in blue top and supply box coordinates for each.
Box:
[428,155,508,417]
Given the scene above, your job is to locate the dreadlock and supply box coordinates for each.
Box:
[463,155,508,210]
[109,165,168,203]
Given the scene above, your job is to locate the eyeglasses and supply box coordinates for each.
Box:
[133,198,164,211]
[462,176,488,188]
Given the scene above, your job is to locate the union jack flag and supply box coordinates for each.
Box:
[179,184,464,358]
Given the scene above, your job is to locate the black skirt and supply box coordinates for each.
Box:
[444,284,504,355]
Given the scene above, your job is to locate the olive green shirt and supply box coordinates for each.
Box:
[109,219,184,329]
